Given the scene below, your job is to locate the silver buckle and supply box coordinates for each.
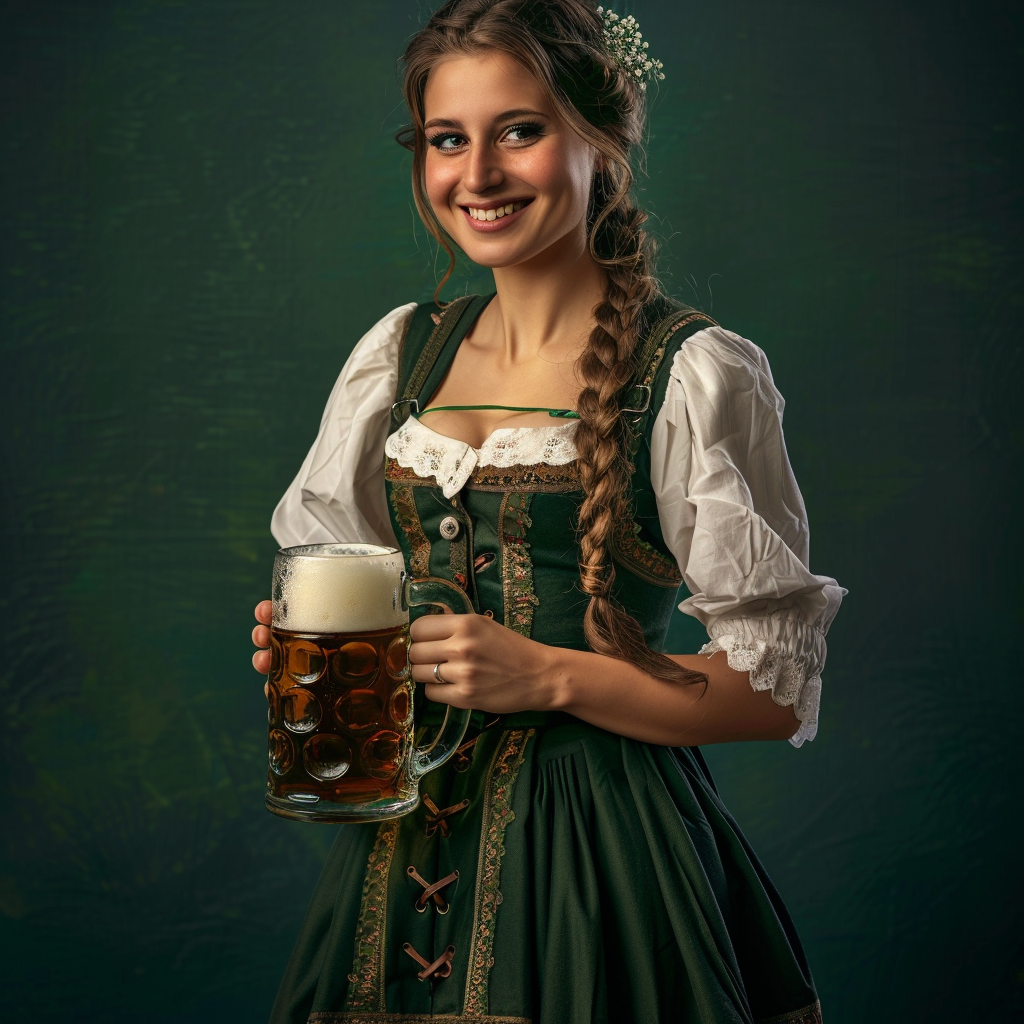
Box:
[391,398,420,424]
[621,385,651,417]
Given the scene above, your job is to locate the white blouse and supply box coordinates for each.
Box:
[271,302,845,747]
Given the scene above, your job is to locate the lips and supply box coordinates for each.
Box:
[459,198,533,231]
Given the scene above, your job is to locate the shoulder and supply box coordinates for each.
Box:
[315,302,418,421]
[328,302,418,387]
[673,324,774,380]
[667,324,783,415]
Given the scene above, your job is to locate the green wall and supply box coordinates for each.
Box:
[1,1,1020,1019]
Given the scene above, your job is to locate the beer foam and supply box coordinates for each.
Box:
[273,544,408,633]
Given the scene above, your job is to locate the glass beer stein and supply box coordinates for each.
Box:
[264,543,472,823]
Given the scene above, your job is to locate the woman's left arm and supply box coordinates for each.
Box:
[409,614,800,745]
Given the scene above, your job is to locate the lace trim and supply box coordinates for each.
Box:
[698,613,827,748]
[384,417,578,498]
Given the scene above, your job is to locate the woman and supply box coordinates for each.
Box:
[253,2,843,1021]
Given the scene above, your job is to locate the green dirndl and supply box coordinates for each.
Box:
[270,297,823,1024]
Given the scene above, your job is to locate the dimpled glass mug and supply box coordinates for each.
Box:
[264,543,472,823]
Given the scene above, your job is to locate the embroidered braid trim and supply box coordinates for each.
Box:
[343,819,400,1012]
[498,492,540,637]
[309,1014,532,1023]
[756,1001,823,1024]
[610,514,683,588]
[386,455,579,493]
[387,483,430,577]
[463,728,534,1016]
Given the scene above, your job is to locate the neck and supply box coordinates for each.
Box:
[485,230,608,363]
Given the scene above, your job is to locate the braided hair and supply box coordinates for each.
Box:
[400,0,706,686]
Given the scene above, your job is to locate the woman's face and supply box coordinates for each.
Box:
[422,51,599,271]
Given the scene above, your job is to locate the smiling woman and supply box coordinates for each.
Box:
[255,2,843,1022]
[422,53,598,269]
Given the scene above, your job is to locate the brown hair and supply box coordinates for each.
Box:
[399,0,705,686]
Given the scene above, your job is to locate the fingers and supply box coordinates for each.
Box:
[409,636,455,664]
[410,655,457,686]
[422,683,469,707]
[252,601,272,675]
[409,614,461,642]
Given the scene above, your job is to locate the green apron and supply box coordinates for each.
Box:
[270,296,822,1024]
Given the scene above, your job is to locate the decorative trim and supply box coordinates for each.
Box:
[463,729,535,1016]
[468,462,579,492]
[756,1002,823,1024]
[384,458,431,484]
[310,1015,532,1023]
[497,493,540,637]
[609,305,715,587]
[342,820,401,1012]
[449,530,468,582]
[401,295,479,404]
[609,514,683,588]
[387,483,430,577]
[636,308,718,393]
[386,456,580,494]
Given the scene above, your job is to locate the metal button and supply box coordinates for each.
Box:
[439,515,460,541]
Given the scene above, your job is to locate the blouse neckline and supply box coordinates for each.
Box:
[384,415,579,497]
[400,409,579,455]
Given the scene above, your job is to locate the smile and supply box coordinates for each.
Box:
[466,200,527,221]
[459,198,533,232]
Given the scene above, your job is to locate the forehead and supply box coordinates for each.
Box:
[423,51,554,120]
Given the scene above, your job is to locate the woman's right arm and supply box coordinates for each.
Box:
[252,302,416,672]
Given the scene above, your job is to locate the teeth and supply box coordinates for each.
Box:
[467,202,524,221]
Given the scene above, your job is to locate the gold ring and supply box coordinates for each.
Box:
[432,662,447,684]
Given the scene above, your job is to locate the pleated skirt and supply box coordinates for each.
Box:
[270,715,822,1024]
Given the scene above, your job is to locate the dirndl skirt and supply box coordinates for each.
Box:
[270,713,822,1024]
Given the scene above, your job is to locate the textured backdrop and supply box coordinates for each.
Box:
[1,0,1020,1020]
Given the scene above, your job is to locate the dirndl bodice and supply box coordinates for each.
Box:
[269,296,824,1024]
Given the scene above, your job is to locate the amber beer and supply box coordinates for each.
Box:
[265,543,471,823]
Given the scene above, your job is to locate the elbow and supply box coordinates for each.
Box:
[765,704,802,742]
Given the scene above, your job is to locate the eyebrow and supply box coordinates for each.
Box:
[423,108,549,130]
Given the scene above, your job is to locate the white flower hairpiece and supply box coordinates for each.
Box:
[595,6,665,91]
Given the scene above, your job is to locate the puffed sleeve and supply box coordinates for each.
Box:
[649,326,845,747]
[270,302,416,549]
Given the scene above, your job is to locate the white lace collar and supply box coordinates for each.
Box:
[384,415,578,498]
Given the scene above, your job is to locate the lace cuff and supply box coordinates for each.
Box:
[698,612,826,748]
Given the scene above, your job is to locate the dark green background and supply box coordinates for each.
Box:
[2,0,1020,1019]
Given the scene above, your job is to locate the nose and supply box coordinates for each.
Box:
[463,142,503,194]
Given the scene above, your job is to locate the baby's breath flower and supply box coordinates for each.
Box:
[596,6,665,92]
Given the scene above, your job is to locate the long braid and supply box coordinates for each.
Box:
[575,184,706,685]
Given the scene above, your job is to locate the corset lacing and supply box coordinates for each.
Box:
[402,942,456,981]
[406,865,459,914]
[421,795,470,839]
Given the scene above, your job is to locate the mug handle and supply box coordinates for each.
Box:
[402,575,474,779]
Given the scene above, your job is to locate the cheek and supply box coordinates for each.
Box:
[531,148,594,213]
[424,156,458,211]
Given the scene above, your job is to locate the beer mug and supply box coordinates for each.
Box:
[264,543,472,823]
